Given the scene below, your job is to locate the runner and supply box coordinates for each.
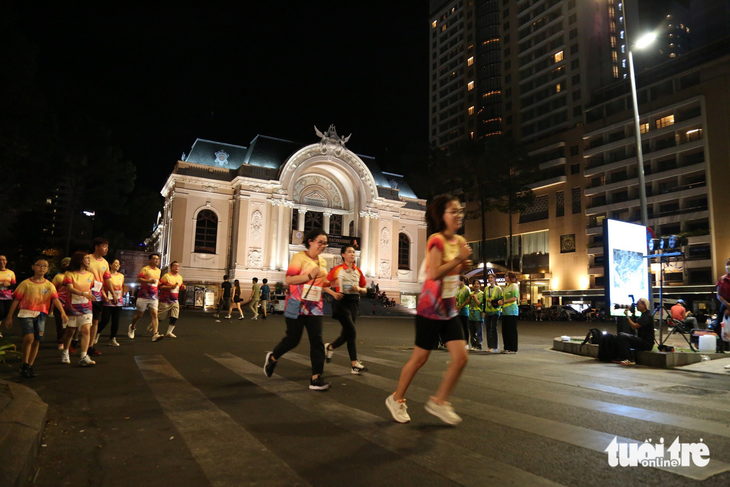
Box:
[263,228,338,391]
[3,257,68,378]
[61,251,97,366]
[52,257,71,350]
[97,258,124,346]
[88,238,117,355]
[127,253,163,342]
[324,245,368,374]
[249,277,261,320]
[158,261,185,337]
[386,195,472,425]
[0,255,17,339]
[259,278,270,320]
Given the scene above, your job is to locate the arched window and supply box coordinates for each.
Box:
[195,210,218,254]
[398,233,410,269]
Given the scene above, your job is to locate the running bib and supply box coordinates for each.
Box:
[107,290,122,300]
[72,294,89,305]
[18,309,41,318]
[302,286,322,302]
[92,280,103,293]
[442,275,459,299]
[340,271,359,293]
[172,286,179,294]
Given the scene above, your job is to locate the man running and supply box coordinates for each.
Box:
[158,261,185,337]
[88,238,117,356]
[128,253,163,342]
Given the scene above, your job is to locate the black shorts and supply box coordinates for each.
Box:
[414,315,464,350]
[92,301,104,320]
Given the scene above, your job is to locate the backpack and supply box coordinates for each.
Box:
[597,333,618,362]
[582,328,603,345]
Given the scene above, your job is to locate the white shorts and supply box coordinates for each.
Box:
[158,302,179,321]
[66,314,93,328]
[136,298,159,312]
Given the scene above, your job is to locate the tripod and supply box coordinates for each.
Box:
[650,251,694,351]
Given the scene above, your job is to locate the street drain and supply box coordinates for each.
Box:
[654,385,726,397]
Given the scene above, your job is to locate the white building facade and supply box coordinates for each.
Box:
[149,126,427,305]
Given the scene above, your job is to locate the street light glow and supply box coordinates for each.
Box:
[635,32,657,49]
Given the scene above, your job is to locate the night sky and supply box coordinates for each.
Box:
[19,2,429,193]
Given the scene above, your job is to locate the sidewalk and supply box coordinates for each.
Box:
[0,379,48,487]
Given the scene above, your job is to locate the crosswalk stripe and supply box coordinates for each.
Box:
[356,353,730,439]
[206,352,563,487]
[135,355,309,487]
[283,352,730,481]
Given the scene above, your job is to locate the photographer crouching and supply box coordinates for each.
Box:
[616,297,654,365]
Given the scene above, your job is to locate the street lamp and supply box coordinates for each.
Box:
[627,31,657,226]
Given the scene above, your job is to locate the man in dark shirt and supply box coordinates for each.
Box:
[616,297,654,365]
[214,275,232,319]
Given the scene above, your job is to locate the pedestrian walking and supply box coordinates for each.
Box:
[259,278,270,319]
[0,255,17,339]
[386,195,472,425]
[324,245,368,374]
[97,258,124,346]
[128,253,163,342]
[3,257,68,377]
[500,271,520,354]
[249,277,261,320]
[229,279,244,319]
[158,261,185,337]
[483,273,503,353]
[214,275,232,320]
[263,228,337,391]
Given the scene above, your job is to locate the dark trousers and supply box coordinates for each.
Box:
[468,320,483,348]
[0,299,10,321]
[273,315,325,376]
[459,315,469,346]
[616,333,652,361]
[330,298,359,361]
[485,314,499,350]
[98,306,121,339]
[55,314,65,343]
[502,315,518,352]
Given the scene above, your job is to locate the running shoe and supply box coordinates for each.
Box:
[385,393,410,423]
[309,376,331,391]
[324,343,334,363]
[424,399,462,425]
[28,365,38,378]
[19,363,31,378]
[620,359,636,366]
[109,338,120,347]
[88,347,101,356]
[263,352,276,377]
[127,325,135,339]
[79,355,96,367]
[238,316,244,320]
[225,315,231,319]
[94,333,100,345]
[165,332,177,338]
[350,366,361,375]
[251,314,258,320]
[354,360,366,371]
[151,333,164,342]
[61,350,70,364]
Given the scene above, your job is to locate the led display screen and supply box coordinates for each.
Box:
[604,219,649,317]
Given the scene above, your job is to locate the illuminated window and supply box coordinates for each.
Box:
[442,25,446,32]
[470,131,475,139]
[669,53,676,58]
[467,56,474,66]
[556,83,562,93]
[610,36,616,48]
[640,123,649,134]
[554,51,564,62]
[432,20,437,28]
[46,198,52,204]
[686,128,702,141]
[655,115,675,129]
[612,66,619,78]
[467,81,475,91]
[468,106,475,115]
[612,51,617,62]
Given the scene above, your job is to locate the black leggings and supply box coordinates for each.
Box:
[329,297,359,361]
[485,314,499,350]
[98,306,121,339]
[459,315,469,345]
[272,315,325,376]
[501,315,518,352]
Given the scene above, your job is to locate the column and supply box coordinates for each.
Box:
[268,201,279,269]
[297,209,307,231]
[323,211,331,234]
[360,213,370,275]
[277,204,286,270]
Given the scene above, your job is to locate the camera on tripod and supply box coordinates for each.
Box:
[613,294,636,314]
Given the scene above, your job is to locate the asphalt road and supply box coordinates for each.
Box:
[2,309,730,487]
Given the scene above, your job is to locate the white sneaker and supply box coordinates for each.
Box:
[127,325,135,339]
[109,338,120,347]
[225,315,231,319]
[424,399,462,425]
[251,315,258,320]
[165,332,177,338]
[351,366,361,375]
[152,333,164,342]
[324,343,334,363]
[79,355,96,367]
[94,333,100,345]
[385,393,410,423]
[354,360,366,370]
[724,364,730,369]
[61,350,70,364]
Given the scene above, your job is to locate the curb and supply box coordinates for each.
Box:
[0,380,48,487]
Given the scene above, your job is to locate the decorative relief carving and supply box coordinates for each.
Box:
[247,249,262,269]
[314,124,351,157]
[292,175,343,209]
[251,210,263,240]
[380,227,390,250]
[379,260,391,279]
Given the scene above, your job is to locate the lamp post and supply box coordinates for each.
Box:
[627,32,657,227]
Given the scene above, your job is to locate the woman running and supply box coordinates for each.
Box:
[324,245,367,374]
[97,259,124,346]
[263,228,337,391]
[386,195,472,425]
[60,251,96,366]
